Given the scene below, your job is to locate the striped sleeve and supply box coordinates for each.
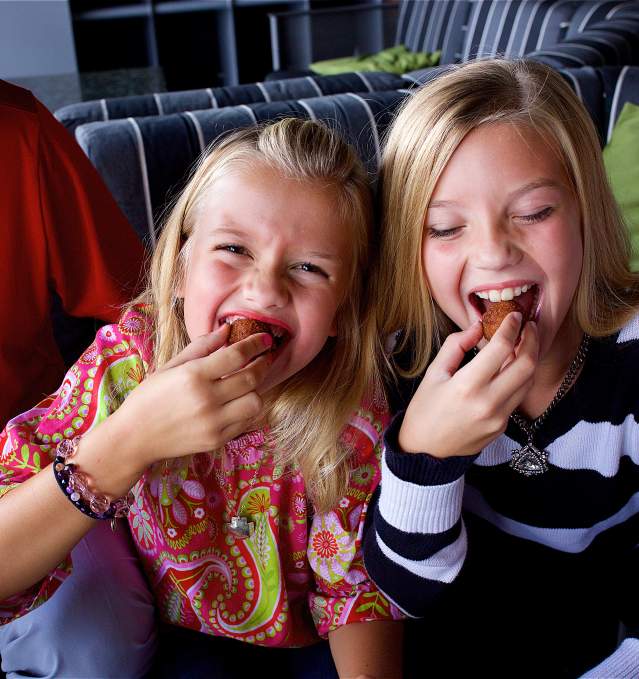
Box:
[581,639,639,678]
[363,411,477,616]
[581,545,639,677]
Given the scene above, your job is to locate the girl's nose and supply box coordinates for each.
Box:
[244,269,288,308]
[473,224,522,271]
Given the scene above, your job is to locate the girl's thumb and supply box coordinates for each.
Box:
[433,321,483,377]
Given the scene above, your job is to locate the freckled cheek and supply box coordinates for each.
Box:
[210,260,244,283]
[532,220,583,286]
[191,263,243,301]
[423,245,464,312]
[183,263,240,335]
[291,296,341,354]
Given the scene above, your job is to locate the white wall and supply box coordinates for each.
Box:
[0,0,77,79]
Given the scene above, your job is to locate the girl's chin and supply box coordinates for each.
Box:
[257,370,286,397]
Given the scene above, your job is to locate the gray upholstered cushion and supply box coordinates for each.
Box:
[56,72,406,132]
[75,90,407,245]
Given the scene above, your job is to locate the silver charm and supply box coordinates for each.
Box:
[509,443,549,477]
[227,515,254,539]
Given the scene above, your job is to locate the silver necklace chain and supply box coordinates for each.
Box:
[508,333,590,476]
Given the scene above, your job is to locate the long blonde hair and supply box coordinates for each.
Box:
[378,58,639,379]
[132,118,375,512]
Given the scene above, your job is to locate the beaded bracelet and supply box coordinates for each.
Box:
[53,437,132,523]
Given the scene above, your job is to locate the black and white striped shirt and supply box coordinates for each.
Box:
[365,314,639,678]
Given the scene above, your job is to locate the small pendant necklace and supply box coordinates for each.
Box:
[218,434,268,539]
[225,463,263,539]
[509,333,590,477]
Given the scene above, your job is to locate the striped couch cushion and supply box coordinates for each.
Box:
[398,0,638,65]
[75,63,639,248]
[56,72,406,133]
[395,0,471,62]
[564,0,639,37]
[57,1,639,137]
[394,0,585,62]
[597,65,639,142]
[75,90,407,245]
[528,14,639,67]
[554,64,639,141]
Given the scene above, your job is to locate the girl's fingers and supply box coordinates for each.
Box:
[215,353,273,403]
[460,312,523,382]
[219,392,264,440]
[219,419,255,446]
[489,321,538,404]
[162,324,230,371]
[202,332,274,379]
[514,320,539,361]
[430,321,484,377]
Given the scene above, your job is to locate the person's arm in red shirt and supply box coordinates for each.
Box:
[36,97,145,322]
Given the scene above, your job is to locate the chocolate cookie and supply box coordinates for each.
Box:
[482,299,523,341]
[228,318,273,345]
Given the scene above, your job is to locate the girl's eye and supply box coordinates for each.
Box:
[427,226,463,240]
[216,244,248,255]
[293,262,329,278]
[516,206,553,224]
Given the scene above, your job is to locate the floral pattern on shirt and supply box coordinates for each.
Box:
[0,307,403,643]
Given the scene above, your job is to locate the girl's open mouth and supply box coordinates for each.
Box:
[221,315,291,353]
[470,283,541,323]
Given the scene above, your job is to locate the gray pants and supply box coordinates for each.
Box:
[0,521,157,678]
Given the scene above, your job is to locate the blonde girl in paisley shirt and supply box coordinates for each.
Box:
[0,119,403,679]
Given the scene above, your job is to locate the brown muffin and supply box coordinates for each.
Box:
[228,318,273,345]
[482,299,523,341]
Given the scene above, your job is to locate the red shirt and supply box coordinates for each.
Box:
[0,80,144,427]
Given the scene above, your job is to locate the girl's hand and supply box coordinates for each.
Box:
[111,323,273,468]
[399,313,538,457]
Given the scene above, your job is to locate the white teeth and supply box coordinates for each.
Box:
[474,285,535,302]
[501,288,514,301]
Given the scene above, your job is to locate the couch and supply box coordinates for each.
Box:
[71,64,639,248]
[55,71,407,133]
[269,0,639,72]
[55,0,639,135]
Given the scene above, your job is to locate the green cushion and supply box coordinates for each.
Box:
[603,102,639,271]
[310,44,440,76]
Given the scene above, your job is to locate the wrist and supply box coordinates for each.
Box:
[53,444,132,521]
[398,422,448,458]
[71,416,148,499]
[385,412,478,486]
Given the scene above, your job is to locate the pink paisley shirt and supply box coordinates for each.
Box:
[0,307,402,646]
